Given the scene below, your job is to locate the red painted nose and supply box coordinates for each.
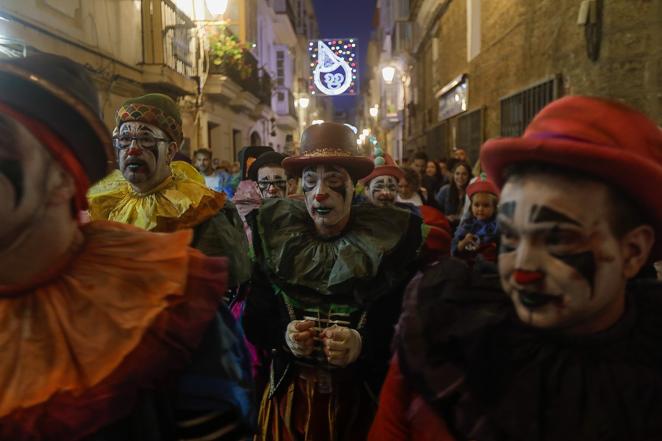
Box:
[315,194,329,202]
[514,270,544,285]
[126,146,142,156]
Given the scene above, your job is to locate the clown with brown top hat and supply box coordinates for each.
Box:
[243,122,427,441]
[87,93,250,287]
[370,96,662,441]
[0,54,253,440]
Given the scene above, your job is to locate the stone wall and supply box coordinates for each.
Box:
[410,0,662,156]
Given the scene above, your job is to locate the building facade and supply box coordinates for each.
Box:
[0,0,327,162]
[368,0,661,165]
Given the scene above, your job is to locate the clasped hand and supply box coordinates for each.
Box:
[285,320,362,367]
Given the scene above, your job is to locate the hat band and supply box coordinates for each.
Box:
[302,148,352,158]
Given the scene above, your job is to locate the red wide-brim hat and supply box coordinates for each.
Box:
[481,95,662,260]
[283,122,374,180]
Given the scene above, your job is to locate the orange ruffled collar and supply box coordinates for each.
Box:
[0,221,199,419]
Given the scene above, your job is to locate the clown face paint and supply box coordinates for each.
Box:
[367,175,398,207]
[116,122,175,192]
[302,165,353,237]
[0,115,55,252]
[257,165,287,199]
[497,173,627,333]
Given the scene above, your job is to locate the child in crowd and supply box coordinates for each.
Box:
[451,175,499,264]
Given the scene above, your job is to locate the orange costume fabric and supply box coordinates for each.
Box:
[0,221,228,440]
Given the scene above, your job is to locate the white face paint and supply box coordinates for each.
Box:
[302,164,353,237]
[257,165,287,199]
[367,175,398,207]
[498,173,626,333]
[115,122,176,192]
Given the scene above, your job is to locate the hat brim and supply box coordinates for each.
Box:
[282,156,375,181]
[247,152,287,181]
[359,165,405,185]
[0,65,113,184]
[481,136,662,260]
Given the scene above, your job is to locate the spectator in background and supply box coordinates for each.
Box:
[451,176,500,265]
[409,151,428,176]
[425,160,446,194]
[452,147,467,162]
[436,158,451,186]
[435,161,473,227]
[397,168,425,207]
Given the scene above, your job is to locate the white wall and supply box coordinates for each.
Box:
[1,0,143,67]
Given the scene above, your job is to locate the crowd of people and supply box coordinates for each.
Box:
[1,53,661,441]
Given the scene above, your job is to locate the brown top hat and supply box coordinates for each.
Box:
[282,122,374,180]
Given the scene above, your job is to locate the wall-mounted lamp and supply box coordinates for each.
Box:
[381,66,396,85]
[298,97,310,109]
[206,0,229,16]
[369,105,379,119]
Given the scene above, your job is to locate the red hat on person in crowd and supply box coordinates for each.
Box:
[466,174,499,200]
[359,147,405,185]
[419,205,452,257]
[481,95,662,259]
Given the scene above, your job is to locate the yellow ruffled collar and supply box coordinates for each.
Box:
[87,161,226,232]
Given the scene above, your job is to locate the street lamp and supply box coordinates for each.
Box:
[206,0,229,16]
[381,66,396,85]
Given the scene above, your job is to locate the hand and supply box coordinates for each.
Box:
[320,325,362,368]
[459,234,478,251]
[285,320,315,357]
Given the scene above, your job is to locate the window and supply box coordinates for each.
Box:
[500,76,560,136]
[276,50,285,87]
[457,107,483,165]
[426,120,451,159]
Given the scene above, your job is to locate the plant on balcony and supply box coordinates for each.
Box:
[207,25,253,80]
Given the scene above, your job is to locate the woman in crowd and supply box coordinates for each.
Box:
[435,161,472,227]
[397,167,425,207]
[424,160,446,194]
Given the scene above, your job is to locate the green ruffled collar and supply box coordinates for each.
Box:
[254,198,422,304]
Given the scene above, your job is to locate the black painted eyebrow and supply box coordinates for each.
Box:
[499,201,516,219]
[529,204,582,226]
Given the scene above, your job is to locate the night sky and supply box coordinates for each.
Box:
[311,0,377,121]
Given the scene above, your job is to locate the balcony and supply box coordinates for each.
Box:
[274,88,298,130]
[272,0,298,46]
[141,0,198,95]
[208,40,273,107]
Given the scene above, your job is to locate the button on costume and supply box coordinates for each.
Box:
[0,55,252,440]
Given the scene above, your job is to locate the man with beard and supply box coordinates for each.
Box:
[243,122,426,441]
[369,96,662,441]
[87,93,250,288]
[0,54,253,440]
[193,147,232,194]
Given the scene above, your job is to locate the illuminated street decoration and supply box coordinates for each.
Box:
[308,38,358,96]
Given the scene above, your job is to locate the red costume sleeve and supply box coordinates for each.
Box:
[369,356,457,441]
